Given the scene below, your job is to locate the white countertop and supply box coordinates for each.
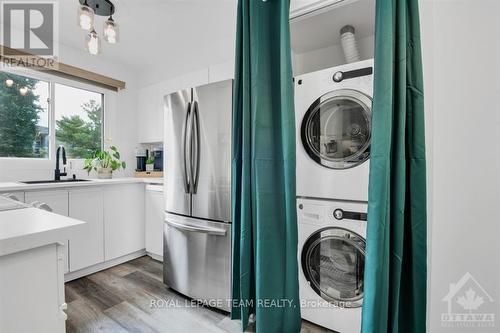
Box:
[0,205,86,257]
[0,177,164,192]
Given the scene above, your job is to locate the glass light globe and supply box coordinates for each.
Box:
[103,18,119,44]
[86,29,101,55]
[78,4,94,31]
[5,79,13,87]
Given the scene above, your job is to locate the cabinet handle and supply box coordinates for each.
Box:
[30,201,53,212]
[2,193,19,201]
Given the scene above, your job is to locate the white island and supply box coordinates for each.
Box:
[0,197,85,333]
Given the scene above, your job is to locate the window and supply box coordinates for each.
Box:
[0,71,49,158]
[0,70,104,159]
[55,84,103,159]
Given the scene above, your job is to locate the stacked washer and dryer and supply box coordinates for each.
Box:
[295,58,373,333]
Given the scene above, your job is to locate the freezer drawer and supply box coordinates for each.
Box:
[163,212,231,311]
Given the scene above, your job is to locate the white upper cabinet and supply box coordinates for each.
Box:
[138,69,210,144]
[209,61,234,83]
[179,68,209,90]
[68,188,104,272]
[137,83,163,143]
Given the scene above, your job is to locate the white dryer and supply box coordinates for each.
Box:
[297,198,366,333]
[295,59,374,202]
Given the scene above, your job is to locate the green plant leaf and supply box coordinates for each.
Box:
[82,145,126,174]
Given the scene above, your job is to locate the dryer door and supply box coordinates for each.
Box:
[301,89,372,169]
[301,227,365,308]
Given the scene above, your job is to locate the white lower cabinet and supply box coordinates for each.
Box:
[68,188,104,272]
[145,185,164,260]
[0,244,67,333]
[104,184,145,261]
[25,190,70,273]
[1,191,25,202]
[17,184,146,278]
[25,190,69,215]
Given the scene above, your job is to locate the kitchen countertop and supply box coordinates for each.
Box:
[0,177,164,192]
[0,203,85,257]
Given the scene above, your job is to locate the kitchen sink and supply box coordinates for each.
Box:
[20,179,91,184]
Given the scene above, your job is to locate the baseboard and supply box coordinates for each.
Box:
[146,252,163,262]
[64,249,146,282]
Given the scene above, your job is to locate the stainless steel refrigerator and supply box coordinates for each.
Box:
[163,79,232,311]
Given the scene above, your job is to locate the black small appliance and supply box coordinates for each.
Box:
[135,148,148,171]
[153,147,163,171]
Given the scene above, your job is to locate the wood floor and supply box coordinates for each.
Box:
[65,256,334,333]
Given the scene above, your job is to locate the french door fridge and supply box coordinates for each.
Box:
[163,79,232,311]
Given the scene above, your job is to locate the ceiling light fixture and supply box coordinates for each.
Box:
[77,0,119,55]
[78,0,94,31]
[86,28,101,55]
[103,16,119,44]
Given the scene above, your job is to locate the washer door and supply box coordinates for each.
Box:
[301,89,372,169]
[301,227,365,308]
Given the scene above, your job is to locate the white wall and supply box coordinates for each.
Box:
[136,6,237,88]
[0,43,140,182]
[421,1,500,332]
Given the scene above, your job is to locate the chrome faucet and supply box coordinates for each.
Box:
[55,146,67,181]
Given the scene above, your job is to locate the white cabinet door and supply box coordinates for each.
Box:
[209,61,234,83]
[0,191,25,202]
[0,244,66,333]
[25,190,70,273]
[104,184,145,261]
[158,77,181,98]
[25,190,68,215]
[138,84,163,143]
[179,69,209,90]
[68,188,104,272]
[145,185,164,259]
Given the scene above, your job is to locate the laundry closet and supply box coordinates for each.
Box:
[290,1,375,332]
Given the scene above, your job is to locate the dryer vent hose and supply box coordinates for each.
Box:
[340,25,361,64]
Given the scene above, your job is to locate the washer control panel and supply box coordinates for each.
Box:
[333,208,367,221]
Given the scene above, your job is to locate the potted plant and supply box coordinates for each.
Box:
[145,157,155,171]
[84,146,126,179]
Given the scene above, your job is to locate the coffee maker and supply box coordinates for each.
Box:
[153,147,163,171]
[135,148,148,171]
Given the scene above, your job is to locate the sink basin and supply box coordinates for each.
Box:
[20,179,91,184]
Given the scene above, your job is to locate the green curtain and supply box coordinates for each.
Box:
[361,0,427,332]
[231,0,301,332]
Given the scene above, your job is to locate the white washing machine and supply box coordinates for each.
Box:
[297,197,366,333]
[295,59,374,202]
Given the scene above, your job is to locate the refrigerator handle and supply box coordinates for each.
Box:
[191,101,201,194]
[182,102,192,193]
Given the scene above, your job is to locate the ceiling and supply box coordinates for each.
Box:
[3,0,237,83]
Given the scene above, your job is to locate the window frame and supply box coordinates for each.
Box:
[0,67,106,162]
